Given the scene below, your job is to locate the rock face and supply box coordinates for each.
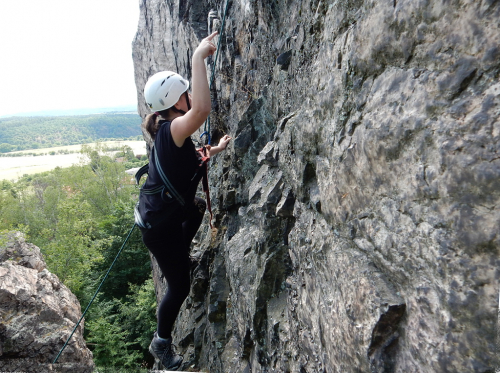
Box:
[0,232,94,373]
[132,0,500,372]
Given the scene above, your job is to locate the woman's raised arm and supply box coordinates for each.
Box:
[171,32,218,146]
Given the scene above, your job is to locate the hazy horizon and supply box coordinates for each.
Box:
[0,105,139,119]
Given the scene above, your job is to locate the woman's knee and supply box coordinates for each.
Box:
[171,275,191,299]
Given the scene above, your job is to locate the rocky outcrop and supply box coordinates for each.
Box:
[0,232,93,373]
[133,0,500,372]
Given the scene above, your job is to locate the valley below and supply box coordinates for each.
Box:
[0,140,146,181]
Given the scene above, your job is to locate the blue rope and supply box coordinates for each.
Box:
[202,0,231,145]
[53,223,137,364]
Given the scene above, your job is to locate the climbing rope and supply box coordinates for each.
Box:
[201,0,231,145]
[52,223,137,364]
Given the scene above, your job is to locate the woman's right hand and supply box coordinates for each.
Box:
[170,32,218,147]
[218,134,232,150]
[194,31,218,59]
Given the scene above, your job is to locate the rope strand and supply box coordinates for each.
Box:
[53,223,137,364]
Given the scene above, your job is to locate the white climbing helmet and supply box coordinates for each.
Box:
[144,71,190,111]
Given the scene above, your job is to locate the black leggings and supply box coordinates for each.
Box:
[140,197,206,339]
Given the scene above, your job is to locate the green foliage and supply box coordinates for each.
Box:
[114,145,136,161]
[89,199,151,301]
[0,229,10,248]
[86,279,156,370]
[114,144,148,171]
[76,143,129,215]
[0,180,14,190]
[86,298,142,369]
[0,114,142,151]
[41,197,108,298]
[0,143,14,153]
[121,278,157,352]
[0,143,156,369]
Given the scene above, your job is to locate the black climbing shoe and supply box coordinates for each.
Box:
[149,332,183,371]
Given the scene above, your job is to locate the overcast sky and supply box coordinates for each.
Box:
[0,0,140,116]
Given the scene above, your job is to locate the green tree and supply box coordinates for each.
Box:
[0,143,13,153]
[85,298,143,369]
[92,200,150,300]
[119,278,157,353]
[115,145,136,161]
[41,196,108,298]
[75,143,128,215]
[86,278,156,369]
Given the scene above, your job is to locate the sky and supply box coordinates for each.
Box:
[0,0,140,116]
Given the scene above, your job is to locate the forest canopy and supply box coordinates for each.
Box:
[0,143,155,370]
[0,113,142,152]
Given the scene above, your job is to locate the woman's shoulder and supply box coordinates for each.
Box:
[158,119,195,151]
[157,119,171,132]
[155,120,172,142]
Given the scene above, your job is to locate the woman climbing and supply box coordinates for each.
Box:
[138,31,231,370]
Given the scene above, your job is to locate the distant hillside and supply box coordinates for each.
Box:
[0,105,138,117]
[0,113,142,152]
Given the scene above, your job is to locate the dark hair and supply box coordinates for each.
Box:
[143,109,170,139]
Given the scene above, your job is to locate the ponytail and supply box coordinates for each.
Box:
[143,110,169,139]
[143,112,159,139]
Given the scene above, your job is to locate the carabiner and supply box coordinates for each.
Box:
[200,131,211,146]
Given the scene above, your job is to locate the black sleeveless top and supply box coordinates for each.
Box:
[142,120,201,205]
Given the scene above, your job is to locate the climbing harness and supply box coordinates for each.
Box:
[53,223,137,364]
[134,124,213,229]
[201,0,231,146]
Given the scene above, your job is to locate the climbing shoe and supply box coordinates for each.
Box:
[149,332,183,371]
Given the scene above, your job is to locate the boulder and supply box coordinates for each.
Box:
[0,231,94,373]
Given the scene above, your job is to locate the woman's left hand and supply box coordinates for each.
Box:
[208,134,232,157]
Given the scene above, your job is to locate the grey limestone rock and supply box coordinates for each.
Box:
[0,232,94,373]
[133,0,500,371]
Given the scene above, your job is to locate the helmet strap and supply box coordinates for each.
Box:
[171,107,186,115]
[185,91,191,111]
[170,91,190,116]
